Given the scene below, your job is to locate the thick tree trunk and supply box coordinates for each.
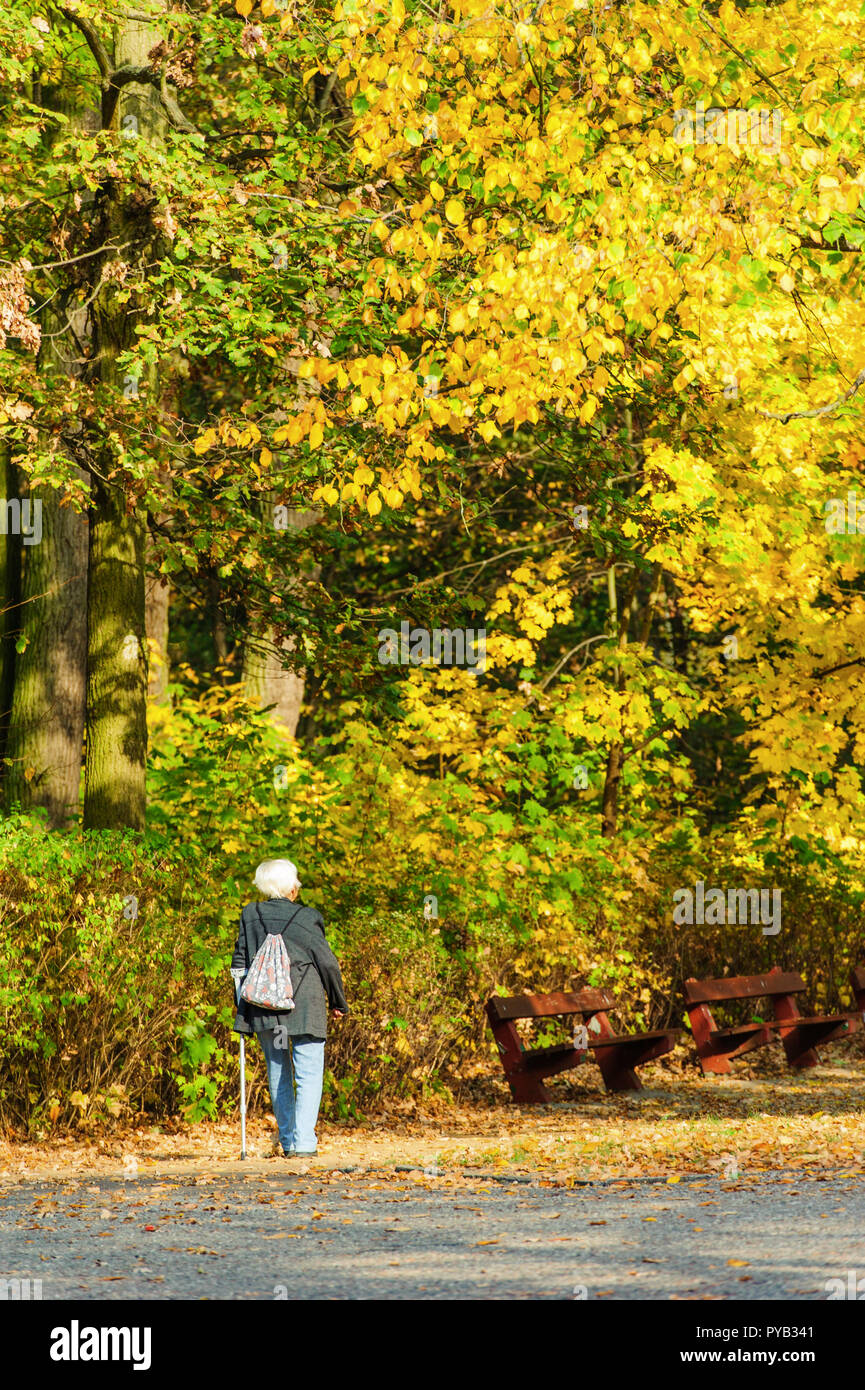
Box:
[4,473,87,825]
[1,54,94,823]
[83,10,166,829]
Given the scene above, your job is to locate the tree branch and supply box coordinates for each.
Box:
[757,366,865,422]
[54,3,111,79]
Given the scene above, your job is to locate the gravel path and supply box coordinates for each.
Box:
[2,1169,864,1300]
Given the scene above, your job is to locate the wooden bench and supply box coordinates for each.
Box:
[684,966,861,1074]
[486,988,678,1102]
[851,966,865,1013]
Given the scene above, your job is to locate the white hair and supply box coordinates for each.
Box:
[254,859,301,900]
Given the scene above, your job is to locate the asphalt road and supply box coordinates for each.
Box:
[2,1169,864,1300]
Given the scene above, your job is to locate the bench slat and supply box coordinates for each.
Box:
[708,1022,784,1041]
[590,1029,677,1051]
[521,1042,586,1071]
[683,971,804,1005]
[487,989,616,1022]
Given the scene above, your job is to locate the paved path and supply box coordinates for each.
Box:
[2,1169,864,1300]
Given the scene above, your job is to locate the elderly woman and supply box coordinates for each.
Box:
[231,859,348,1157]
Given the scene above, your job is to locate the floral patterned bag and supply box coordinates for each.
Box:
[240,906,296,1011]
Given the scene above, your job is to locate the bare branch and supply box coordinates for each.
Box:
[757,367,865,423]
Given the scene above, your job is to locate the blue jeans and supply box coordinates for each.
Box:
[258,1031,325,1154]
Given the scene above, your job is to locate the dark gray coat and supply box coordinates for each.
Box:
[231,898,348,1041]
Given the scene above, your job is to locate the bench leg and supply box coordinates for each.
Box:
[594,1046,642,1092]
[697,1051,733,1075]
[487,1012,556,1104]
[508,1073,553,1105]
[768,980,821,1069]
[780,1022,853,1069]
[686,1001,732,1074]
[786,1043,820,1070]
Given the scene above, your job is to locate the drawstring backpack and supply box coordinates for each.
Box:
[240,903,298,1011]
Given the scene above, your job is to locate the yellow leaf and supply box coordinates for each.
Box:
[727,1259,749,1267]
[260,448,272,468]
[235,0,252,15]
[367,491,382,516]
[193,430,216,455]
[445,199,465,226]
[477,420,500,442]
[308,422,324,449]
[430,182,444,200]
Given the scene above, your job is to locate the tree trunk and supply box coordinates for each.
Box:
[1,48,94,823]
[145,531,170,703]
[244,635,308,738]
[4,472,88,825]
[600,561,624,839]
[243,507,319,738]
[84,481,148,828]
[601,741,623,839]
[0,444,21,781]
[600,563,662,840]
[83,9,166,829]
[208,571,229,672]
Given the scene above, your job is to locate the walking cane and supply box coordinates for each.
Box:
[230,970,247,1161]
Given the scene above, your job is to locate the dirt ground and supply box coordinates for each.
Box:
[4,1050,865,1185]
